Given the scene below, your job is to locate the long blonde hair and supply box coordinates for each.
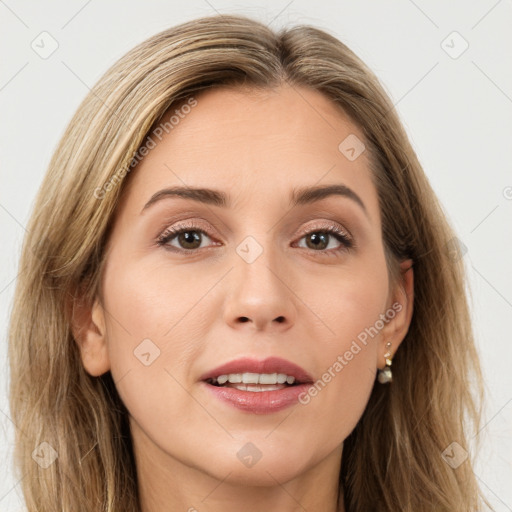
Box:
[8,13,490,511]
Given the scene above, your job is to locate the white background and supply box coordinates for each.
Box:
[1,1,511,510]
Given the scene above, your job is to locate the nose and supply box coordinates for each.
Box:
[222,245,297,333]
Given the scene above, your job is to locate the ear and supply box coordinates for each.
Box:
[378,258,414,368]
[69,291,111,377]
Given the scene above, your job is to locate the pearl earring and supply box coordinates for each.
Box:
[377,341,393,384]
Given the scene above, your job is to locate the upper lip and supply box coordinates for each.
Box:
[200,356,314,384]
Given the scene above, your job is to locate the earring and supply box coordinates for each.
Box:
[377,341,393,384]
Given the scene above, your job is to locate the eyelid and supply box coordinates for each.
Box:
[158,217,351,238]
[295,219,352,240]
[155,219,217,245]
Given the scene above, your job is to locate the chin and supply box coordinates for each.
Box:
[212,462,304,487]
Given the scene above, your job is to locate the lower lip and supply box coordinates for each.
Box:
[201,381,313,414]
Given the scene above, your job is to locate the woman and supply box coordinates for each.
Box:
[8,13,491,511]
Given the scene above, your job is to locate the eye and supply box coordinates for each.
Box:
[294,224,353,254]
[156,221,354,254]
[156,222,216,251]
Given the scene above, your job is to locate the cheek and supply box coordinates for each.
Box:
[104,261,175,331]
[99,259,211,442]
[102,254,209,347]
[296,253,388,430]
[99,252,226,406]
[309,248,389,353]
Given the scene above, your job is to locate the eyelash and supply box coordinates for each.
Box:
[156,221,354,255]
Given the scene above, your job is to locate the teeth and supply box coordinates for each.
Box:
[228,383,286,392]
[240,372,259,384]
[259,373,277,384]
[212,372,296,385]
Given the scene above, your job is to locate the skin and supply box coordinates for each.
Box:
[73,84,414,512]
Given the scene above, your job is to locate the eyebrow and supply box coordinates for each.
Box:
[141,183,368,217]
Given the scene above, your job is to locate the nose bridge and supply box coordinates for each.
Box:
[223,232,296,331]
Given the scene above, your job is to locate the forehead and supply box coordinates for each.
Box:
[119,84,377,219]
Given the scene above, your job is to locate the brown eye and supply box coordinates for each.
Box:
[174,230,203,250]
[304,232,330,250]
[156,222,353,255]
[157,226,214,251]
[296,226,353,253]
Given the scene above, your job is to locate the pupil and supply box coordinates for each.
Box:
[179,231,201,249]
[307,232,328,250]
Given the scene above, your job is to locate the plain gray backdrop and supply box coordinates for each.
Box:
[1,1,511,510]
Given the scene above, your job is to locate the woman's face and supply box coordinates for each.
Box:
[80,84,412,493]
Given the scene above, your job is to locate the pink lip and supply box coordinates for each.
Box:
[199,356,314,384]
[201,381,313,414]
[199,356,315,415]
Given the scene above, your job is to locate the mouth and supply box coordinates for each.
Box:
[205,372,304,392]
[199,356,314,413]
[199,356,314,389]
